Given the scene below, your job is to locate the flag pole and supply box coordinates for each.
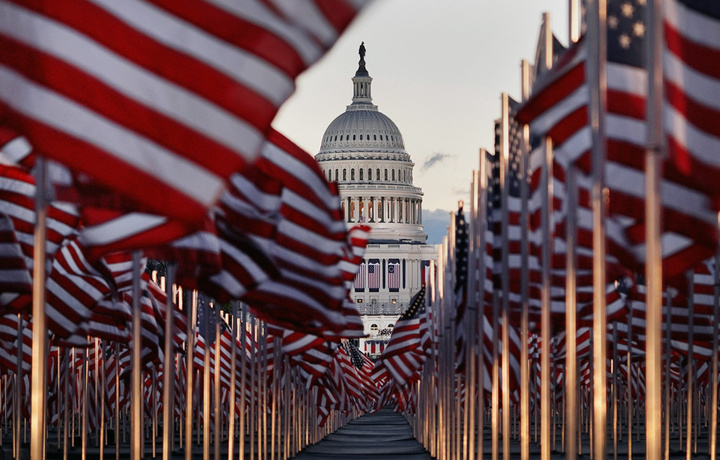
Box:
[184,290,197,460]
[15,314,23,460]
[539,13,554,460]
[30,155,48,460]
[520,59,532,460]
[114,342,120,460]
[162,266,176,460]
[500,92,512,460]
[213,302,221,460]
[202,296,211,460]
[463,170,479,460]
[131,251,143,460]
[711,224,720,459]
[239,304,247,460]
[569,0,580,44]
[565,165,579,459]
[478,149,488,460]
[586,0,609,457]
[664,289,672,460]
[685,272,695,460]
[228,303,238,460]
[626,300,633,459]
[645,0,665,457]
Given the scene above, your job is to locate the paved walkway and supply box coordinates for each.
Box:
[293,408,434,459]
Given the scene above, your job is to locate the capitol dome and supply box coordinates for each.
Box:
[315,43,426,243]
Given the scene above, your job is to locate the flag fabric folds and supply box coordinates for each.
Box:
[0,0,369,223]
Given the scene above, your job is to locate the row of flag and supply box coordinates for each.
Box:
[353,2,720,460]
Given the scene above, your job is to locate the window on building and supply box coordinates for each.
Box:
[343,169,347,181]
[392,170,395,181]
[359,169,363,180]
[384,169,388,181]
[368,169,372,180]
[370,324,378,331]
[351,169,355,180]
[388,324,394,329]
[335,169,339,181]
[356,298,363,304]
[360,134,363,140]
[376,169,380,181]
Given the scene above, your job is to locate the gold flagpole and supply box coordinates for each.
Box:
[477,149,488,460]
[114,343,119,460]
[645,0,665,458]
[587,0,609,457]
[184,290,197,460]
[213,303,221,460]
[520,60,532,460]
[711,228,720,459]
[30,156,48,460]
[162,267,176,460]
[539,12,554,460]
[82,345,88,460]
[499,92,512,460]
[202,296,211,460]
[239,305,247,460]
[626,301,633,459]
[685,272,694,460]
[131,251,143,460]
[228,303,238,460]
[565,165,579,459]
[15,314,23,460]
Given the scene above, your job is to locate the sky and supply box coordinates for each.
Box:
[273,0,572,243]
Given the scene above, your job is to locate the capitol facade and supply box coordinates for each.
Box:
[315,44,437,357]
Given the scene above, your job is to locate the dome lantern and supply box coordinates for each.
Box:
[352,41,373,105]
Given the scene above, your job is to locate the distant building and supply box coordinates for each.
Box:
[315,44,437,357]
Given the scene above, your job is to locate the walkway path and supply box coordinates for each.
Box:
[293,408,434,459]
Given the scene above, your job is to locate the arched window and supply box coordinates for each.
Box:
[392,170,395,181]
[374,134,377,140]
[360,134,363,140]
[384,169,388,181]
[370,324,378,331]
[376,169,380,181]
[387,324,394,329]
[335,169,339,181]
[353,134,356,140]
[351,169,355,180]
[340,135,343,141]
[343,169,347,181]
[380,135,383,140]
[368,169,372,181]
[359,169,363,180]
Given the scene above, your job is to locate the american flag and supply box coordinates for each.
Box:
[516,0,717,284]
[388,260,400,291]
[367,259,380,291]
[663,1,720,199]
[354,260,366,291]
[0,0,369,223]
[373,286,428,387]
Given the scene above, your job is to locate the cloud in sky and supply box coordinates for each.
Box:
[422,153,452,171]
[421,208,452,244]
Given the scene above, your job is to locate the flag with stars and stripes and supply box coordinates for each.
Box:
[373,286,428,387]
[0,0,370,224]
[516,0,717,285]
[663,1,720,202]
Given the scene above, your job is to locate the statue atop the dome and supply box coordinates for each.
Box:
[356,41,368,76]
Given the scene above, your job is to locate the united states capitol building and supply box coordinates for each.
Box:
[315,44,437,357]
